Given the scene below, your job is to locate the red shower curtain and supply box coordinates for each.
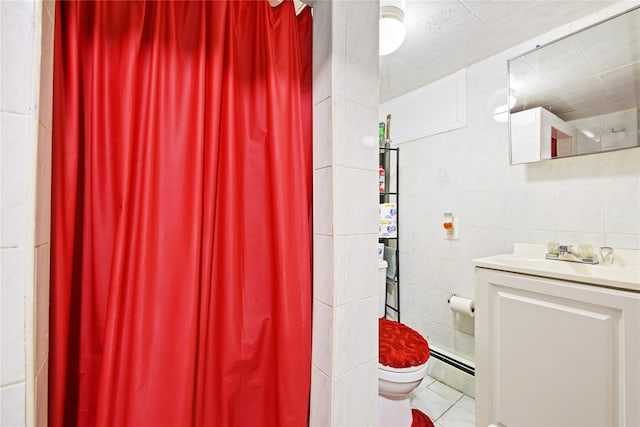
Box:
[49,1,312,426]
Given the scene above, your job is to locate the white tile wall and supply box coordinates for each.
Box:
[344,32,379,108]
[311,1,331,105]
[313,98,333,169]
[331,25,347,102]
[0,382,26,427]
[313,167,333,236]
[312,299,334,377]
[309,366,332,427]
[0,1,36,114]
[334,166,378,235]
[1,249,28,386]
[1,1,54,426]
[334,298,377,376]
[313,234,334,306]
[1,113,37,248]
[335,234,378,305]
[310,1,379,425]
[605,177,640,234]
[333,360,378,427]
[383,5,640,395]
[335,97,378,169]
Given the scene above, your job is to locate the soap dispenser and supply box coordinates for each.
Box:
[443,212,459,240]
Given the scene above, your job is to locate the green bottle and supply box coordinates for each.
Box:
[379,122,385,148]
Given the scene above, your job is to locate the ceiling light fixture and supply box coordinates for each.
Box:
[379,5,406,56]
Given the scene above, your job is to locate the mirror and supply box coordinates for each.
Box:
[508,6,640,164]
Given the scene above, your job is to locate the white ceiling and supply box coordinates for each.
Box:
[379,0,620,103]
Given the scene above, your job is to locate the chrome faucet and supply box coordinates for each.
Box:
[558,245,581,258]
[546,242,599,264]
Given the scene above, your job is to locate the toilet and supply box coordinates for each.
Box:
[378,260,431,427]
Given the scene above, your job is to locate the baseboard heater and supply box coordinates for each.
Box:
[429,345,475,377]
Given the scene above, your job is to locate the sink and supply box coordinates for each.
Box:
[473,244,640,292]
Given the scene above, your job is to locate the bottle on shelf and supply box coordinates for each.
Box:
[385,114,392,148]
[379,165,385,193]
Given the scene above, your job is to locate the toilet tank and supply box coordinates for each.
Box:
[378,260,388,317]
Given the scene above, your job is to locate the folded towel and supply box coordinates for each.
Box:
[384,246,397,280]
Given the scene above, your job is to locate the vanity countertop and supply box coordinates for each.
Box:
[473,243,640,292]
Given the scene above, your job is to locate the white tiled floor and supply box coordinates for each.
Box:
[410,375,475,427]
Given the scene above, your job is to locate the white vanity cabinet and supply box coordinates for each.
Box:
[475,268,640,427]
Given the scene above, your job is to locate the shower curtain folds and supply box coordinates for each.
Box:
[50,1,312,426]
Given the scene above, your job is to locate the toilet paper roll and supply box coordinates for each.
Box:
[449,295,475,317]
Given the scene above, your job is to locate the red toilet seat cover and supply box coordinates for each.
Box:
[379,318,430,368]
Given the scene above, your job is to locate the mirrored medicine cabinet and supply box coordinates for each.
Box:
[508,6,640,165]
